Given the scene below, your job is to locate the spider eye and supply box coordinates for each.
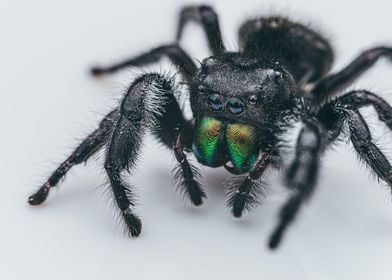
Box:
[248,95,258,105]
[207,94,224,111]
[226,98,244,115]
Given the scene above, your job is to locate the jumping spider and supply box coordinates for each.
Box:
[28,5,392,249]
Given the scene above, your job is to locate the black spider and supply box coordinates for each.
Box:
[28,5,392,249]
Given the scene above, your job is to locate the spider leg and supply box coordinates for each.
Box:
[148,74,207,205]
[28,110,117,205]
[104,73,173,237]
[173,132,206,206]
[312,47,392,102]
[344,108,392,187]
[226,152,273,218]
[269,90,392,249]
[334,90,392,130]
[176,5,225,55]
[269,120,328,249]
[333,90,392,183]
[149,74,190,148]
[105,72,206,236]
[91,44,197,80]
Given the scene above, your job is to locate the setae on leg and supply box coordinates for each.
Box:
[312,47,392,102]
[173,132,206,206]
[91,44,197,80]
[103,73,173,237]
[226,152,273,218]
[28,110,117,205]
[269,121,327,249]
[344,109,392,188]
[334,90,392,130]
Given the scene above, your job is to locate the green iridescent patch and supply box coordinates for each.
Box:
[226,123,258,170]
[193,117,223,164]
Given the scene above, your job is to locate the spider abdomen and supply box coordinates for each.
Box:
[192,116,260,173]
[239,16,334,84]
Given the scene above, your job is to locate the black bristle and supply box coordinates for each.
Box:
[225,176,266,217]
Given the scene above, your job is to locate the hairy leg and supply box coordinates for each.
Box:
[176,5,225,55]
[344,109,392,187]
[173,132,206,206]
[147,75,206,205]
[269,90,392,249]
[28,110,117,205]
[312,47,392,102]
[104,73,171,237]
[269,120,328,249]
[332,90,392,184]
[334,90,392,130]
[91,44,197,80]
[226,151,275,218]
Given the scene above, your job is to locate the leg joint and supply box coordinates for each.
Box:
[199,5,217,24]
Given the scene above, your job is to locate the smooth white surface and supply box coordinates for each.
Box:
[1,0,392,279]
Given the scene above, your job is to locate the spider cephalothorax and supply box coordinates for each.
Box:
[190,54,295,174]
[29,5,392,249]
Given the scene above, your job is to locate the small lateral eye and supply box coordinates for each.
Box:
[207,94,224,111]
[248,94,258,105]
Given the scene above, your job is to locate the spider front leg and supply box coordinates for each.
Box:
[176,5,225,55]
[104,73,173,237]
[269,120,328,249]
[147,71,206,205]
[28,110,117,205]
[226,153,273,218]
[173,132,206,206]
[91,44,197,80]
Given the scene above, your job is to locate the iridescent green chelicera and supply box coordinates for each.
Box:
[193,117,223,165]
[193,117,259,170]
[226,123,258,170]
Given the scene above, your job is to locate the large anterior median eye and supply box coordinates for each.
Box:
[207,94,224,111]
[226,98,244,115]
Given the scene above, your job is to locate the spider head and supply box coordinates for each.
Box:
[190,53,296,127]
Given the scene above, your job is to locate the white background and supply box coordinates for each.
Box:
[1,0,392,279]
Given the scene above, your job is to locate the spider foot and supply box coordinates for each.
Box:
[90,66,108,77]
[268,224,284,249]
[122,209,142,238]
[28,184,51,205]
[172,163,206,206]
[226,176,264,218]
[229,191,249,218]
[188,183,207,206]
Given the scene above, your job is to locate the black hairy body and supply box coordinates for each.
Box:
[28,5,392,249]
